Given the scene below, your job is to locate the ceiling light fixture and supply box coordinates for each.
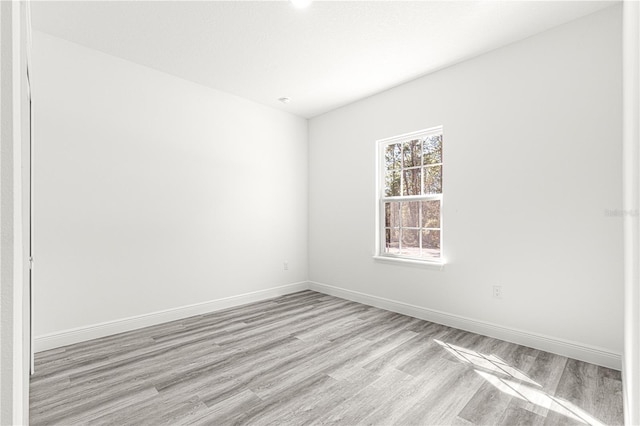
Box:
[290,0,312,9]
[279,97,291,104]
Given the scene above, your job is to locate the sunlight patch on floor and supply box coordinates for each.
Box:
[434,339,540,386]
[435,339,605,426]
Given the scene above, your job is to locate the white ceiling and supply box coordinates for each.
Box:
[31,1,616,118]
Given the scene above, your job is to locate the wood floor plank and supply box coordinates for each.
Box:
[326,329,418,381]
[358,358,461,425]
[183,389,264,426]
[311,367,414,425]
[30,291,624,426]
[247,337,371,399]
[362,322,450,376]
[282,367,380,425]
[86,393,208,426]
[498,404,546,426]
[397,361,483,425]
[595,375,624,425]
[228,373,337,425]
[457,379,515,425]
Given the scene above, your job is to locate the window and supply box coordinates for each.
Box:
[377,126,443,263]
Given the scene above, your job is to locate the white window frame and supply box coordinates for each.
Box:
[374,126,445,266]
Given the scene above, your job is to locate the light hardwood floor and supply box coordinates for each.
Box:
[30,290,623,425]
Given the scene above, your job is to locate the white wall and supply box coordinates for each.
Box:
[32,32,308,338]
[309,6,623,365]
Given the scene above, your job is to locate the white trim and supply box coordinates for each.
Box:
[373,255,445,269]
[11,2,25,424]
[375,126,444,263]
[380,194,442,202]
[377,126,443,145]
[623,1,640,424]
[309,281,622,370]
[1,2,29,423]
[34,279,624,370]
[34,281,310,353]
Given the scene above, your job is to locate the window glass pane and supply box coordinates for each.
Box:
[403,139,421,168]
[385,228,400,254]
[401,201,420,228]
[421,200,441,228]
[379,128,443,262]
[385,171,401,196]
[403,168,422,196]
[385,202,401,228]
[423,165,442,194]
[385,143,402,170]
[422,229,441,258]
[401,229,420,257]
[423,134,442,165]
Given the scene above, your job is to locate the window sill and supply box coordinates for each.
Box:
[373,255,445,270]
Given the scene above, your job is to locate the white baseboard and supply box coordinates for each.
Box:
[36,280,622,370]
[309,281,622,370]
[34,281,310,353]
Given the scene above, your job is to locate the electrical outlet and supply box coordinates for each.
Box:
[283,261,289,271]
[492,285,502,299]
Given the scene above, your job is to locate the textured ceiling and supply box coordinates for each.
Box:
[31,1,617,118]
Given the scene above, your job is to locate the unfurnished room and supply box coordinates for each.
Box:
[1,0,640,425]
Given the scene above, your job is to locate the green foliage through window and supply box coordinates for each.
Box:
[379,127,443,261]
